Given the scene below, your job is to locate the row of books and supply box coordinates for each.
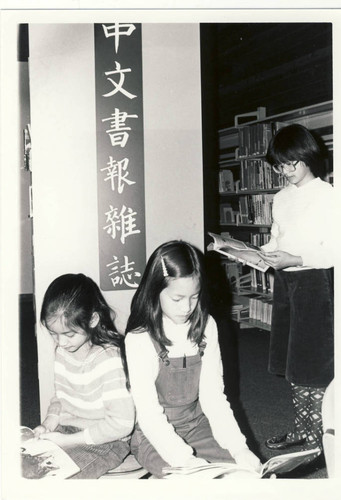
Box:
[248,296,273,327]
[219,162,287,194]
[250,268,274,294]
[239,194,274,225]
[220,194,274,226]
[237,121,284,158]
[221,258,273,295]
[239,159,288,191]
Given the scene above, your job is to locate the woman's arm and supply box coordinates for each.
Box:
[125,332,194,466]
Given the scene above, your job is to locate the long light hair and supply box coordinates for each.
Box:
[125,241,209,347]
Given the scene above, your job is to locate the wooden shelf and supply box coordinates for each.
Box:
[238,319,271,332]
[219,189,279,196]
[219,223,272,228]
[235,288,273,299]
[219,100,333,151]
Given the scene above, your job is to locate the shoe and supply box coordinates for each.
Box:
[265,433,306,450]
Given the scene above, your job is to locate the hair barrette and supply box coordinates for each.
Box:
[161,256,169,277]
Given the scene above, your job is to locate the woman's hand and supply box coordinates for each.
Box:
[234,448,262,473]
[257,250,303,270]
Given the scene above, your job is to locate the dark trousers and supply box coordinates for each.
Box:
[57,425,130,479]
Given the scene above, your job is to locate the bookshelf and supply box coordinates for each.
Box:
[217,101,333,331]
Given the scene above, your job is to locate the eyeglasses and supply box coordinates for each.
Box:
[272,161,299,174]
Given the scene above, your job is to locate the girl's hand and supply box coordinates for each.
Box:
[40,430,86,448]
[234,448,262,473]
[33,425,49,439]
[39,431,72,448]
[257,250,303,270]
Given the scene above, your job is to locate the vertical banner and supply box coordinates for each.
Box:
[94,23,146,291]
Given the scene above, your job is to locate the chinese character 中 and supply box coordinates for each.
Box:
[102,108,138,148]
[102,23,136,53]
[103,62,137,99]
[103,204,140,244]
[101,157,136,194]
[106,255,141,288]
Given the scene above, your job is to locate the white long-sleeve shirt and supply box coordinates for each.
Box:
[125,315,248,467]
[261,177,334,270]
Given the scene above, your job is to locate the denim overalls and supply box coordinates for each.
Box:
[130,336,234,478]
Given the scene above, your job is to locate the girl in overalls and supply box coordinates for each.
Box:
[125,241,261,478]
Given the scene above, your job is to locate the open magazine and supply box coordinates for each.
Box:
[163,448,321,479]
[20,426,80,479]
[207,232,269,272]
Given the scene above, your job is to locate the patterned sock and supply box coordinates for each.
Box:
[305,386,326,450]
[286,383,310,442]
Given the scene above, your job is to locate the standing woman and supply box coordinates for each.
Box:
[259,124,334,452]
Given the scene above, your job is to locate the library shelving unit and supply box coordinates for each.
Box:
[216,101,333,331]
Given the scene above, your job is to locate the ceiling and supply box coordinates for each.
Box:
[205,23,333,129]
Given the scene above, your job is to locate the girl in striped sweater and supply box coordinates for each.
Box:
[33,273,135,479]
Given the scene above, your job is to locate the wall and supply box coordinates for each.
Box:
[19,62,34,294]
[29,23,203,417]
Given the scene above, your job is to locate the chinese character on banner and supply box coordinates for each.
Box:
[94,23,146,291]
[101,157,136,194]
[101,108,138,148]
[106,255,141,289]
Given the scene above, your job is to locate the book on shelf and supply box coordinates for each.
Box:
[20,426,80,479]
[162,448,321,479]
[219,169,234,193]
[220,203,235,224]
[221,261,243,290]
[207,232,269,273]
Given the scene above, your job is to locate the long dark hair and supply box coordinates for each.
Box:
[125,240,209,347]
[266,124,326,178]
[40,273,123,349]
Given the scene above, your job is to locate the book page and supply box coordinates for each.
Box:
[20,438,80,479]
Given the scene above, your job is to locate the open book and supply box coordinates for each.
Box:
[207,232,269,272]
[163,448,321,479]
[20,426,80,479]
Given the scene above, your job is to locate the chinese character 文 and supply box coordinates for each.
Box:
[102,23,136,53]
[102,108,138,148]
[101,157,136,194]
[106,255,141,288]
[103,62,137,99]
[103,204,140,244]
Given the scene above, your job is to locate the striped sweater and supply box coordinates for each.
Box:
[47,344,135,445]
